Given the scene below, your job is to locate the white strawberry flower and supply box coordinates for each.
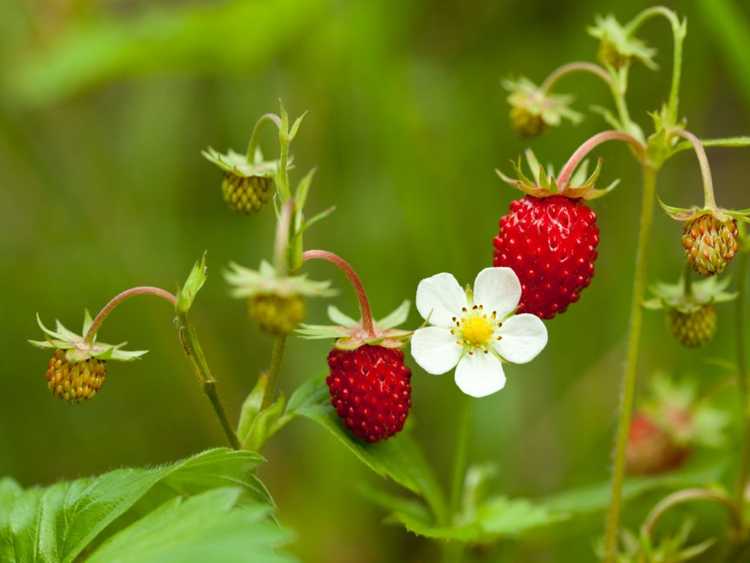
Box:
[411,267,548,398]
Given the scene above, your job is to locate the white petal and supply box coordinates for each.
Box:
[410,327,462,375]
[473,267,521,318]
[416,273,467,327]
[454,352,506,398]
[494,314,548,364]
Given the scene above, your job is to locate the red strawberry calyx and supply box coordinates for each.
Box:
[497,148,619,201]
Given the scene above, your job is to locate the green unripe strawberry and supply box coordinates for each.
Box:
[248,294,305,335]
[667,305,716,348]
[222,174,273,214]
[46,350,106,402]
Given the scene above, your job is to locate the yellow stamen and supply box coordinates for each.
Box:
[460,315,494,347]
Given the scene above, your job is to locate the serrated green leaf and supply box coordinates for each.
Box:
[0,449,269,563]
[177,253,208,313]
[295,378,446,521]
[88,488,295,563]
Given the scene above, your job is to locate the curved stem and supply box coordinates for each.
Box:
[626,6,685,121]
[541,62,614,92]
[540,62,634,135]
[735,250,749,522]
[604,165,658,562]
[176,312,240,449]
[85,286,177,342]
[674,129,717,209]
[246,113,282,161]
[302,250,376,337]
[274,199,294,276]
[556,131,647,191]
[641,488,742,540]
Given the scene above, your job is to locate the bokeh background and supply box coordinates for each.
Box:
[2,0,750,561]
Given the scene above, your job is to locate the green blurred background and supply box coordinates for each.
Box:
[2,0,750,560]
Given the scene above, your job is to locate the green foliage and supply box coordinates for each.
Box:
[176,253,208,314]
[290,376,447,521]
[0,449,291,563]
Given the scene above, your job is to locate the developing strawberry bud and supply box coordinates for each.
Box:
[587,15,657,70]
[30,313,147,403]
[46,350,106,402]
[503,78,581,138]
[225,260,334,335]
[645,275,734,349]
[248,293,306,336]
[203,148,280,214]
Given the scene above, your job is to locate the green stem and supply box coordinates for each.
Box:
[245,113,282,162]
[641,488,742,541]
[176,312,240,449]
[439,393,473,563]
[735,251,749,522]
[604,165,658,562]
[626,6,685,122]
[263,335,287,409]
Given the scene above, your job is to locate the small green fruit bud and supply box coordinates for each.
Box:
[668,305,717,348]
[46,350,106,402]
[222,174,274,214]
[509,106,546,138]
[597,38,630,69]
[248,294,305,335]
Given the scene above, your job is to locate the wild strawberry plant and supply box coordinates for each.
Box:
[9,5,750,562]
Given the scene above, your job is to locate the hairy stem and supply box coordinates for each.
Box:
[641,488,742,541]
[626,6,685,121]
[674,129,717,208]
[176,312,240,449]
[302,250,376,336]
[263,335,287,410]
[541,61,613,92]
[735,251,749,522]
[556,130,646,191]
[604,165,658,561]
[85,286,176,342]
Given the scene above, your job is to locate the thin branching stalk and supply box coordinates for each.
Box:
[245,113,282,162]
[176,312,240,449]
[556,131,646,190]
[85,286,177,342]
[641,488,742,541]
[674,129,717,208]
[302,250,376,337]
[263,335,287,410]
[604,164,658,561]
[626,6,685,122]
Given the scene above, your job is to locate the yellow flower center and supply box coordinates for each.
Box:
[460,315,495,347]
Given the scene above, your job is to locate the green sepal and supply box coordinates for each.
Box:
[297,301,412,350]
[497,149,618,200]
[202,147,283,179]
[644,273,735,313]
[176,253,207,314]
[225,260,335,299]
[503,77,582,127]
[588,14,657,69]
[30,313,147,363]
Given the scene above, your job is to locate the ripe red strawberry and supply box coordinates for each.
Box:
[326,345,411,443]
[626,412,690,476]
[493,195,599,319]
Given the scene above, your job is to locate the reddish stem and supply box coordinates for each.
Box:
[302,250,375,337]
[674,129,717,209]
[85,286,177,342]
[556,130,647,191]
[540,61,613,93]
